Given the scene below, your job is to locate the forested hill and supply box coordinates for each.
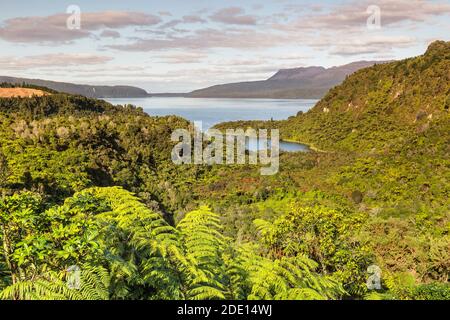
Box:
[0,91,192,210]
[0,44,449,300]
[0,76,150,98]
[213,40,449,234]
[279,40,450,152]
[0,90,357,300]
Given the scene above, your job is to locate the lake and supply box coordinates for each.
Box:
[104,97,318,152]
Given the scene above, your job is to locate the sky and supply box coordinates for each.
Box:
[0,0,449,92]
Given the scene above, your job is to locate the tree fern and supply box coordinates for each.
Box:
[0,265,110,300]
[238,244,344,300]
[1,187,348,300]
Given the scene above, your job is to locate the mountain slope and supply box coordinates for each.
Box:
[213,41,449,210]
[280,41,450,152]
[0,76,149,98]
[189,61,386,99]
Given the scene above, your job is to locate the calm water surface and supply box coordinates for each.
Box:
[105,97,318,152]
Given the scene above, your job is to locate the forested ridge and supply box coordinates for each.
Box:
[0,76,149,98]
[0,41,449,300]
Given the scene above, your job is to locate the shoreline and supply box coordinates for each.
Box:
[281,138,327,153]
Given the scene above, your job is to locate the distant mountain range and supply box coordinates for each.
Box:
[1,60,388,100]
[189,61,389,99]
[0,76,149,98]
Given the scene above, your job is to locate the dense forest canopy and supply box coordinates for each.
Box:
[0,41,448,300]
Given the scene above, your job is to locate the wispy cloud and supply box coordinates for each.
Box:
[108,28,287,51]
[0,53,113,70]
[158,14,207,30]
[182,15,207,24]
[210,7,258,25]
[154,52,207,64]
[100,30,121,38]
[0,1,447,91]
[292,0,450,30]
[326,36,417,56]
[0,11,161,43]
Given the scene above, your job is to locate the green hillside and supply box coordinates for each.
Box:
[215,41,449,208]
[212,41,450,298]
[281,40,450,152]
[0,42,448,300]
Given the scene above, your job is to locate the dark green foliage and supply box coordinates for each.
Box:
[0,187,343,300]
[212,41,450,296]
[412,283,450,300]
[0,93,196,213]
[0,41,448,300]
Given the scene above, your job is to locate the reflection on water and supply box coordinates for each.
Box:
[246,137,309,152]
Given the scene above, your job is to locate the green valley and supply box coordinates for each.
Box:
[0,41,449,301]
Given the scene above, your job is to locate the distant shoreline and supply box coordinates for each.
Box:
[281,138,327,153]
[147,94,320,100]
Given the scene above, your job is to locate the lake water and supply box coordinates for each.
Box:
[105,97,318,152]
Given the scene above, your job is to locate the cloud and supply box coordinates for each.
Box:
[159,19,183,29]
[0,11,161,43]
[182,15,207,24]
[210,7,257,25]
[154,52,207,64]
[100,30,121,38]
[80,11,162,29]
[39,66,145,73]
[158,15,207,30]
[295,0,450,30]
[158,11,172,17]
[107,28,287,51]
[212,58,268,67]
[324,35,417,56]
[0,17,89,43]
[1,0,447,89]
[267,0,447,57]
[0,53,113,70]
